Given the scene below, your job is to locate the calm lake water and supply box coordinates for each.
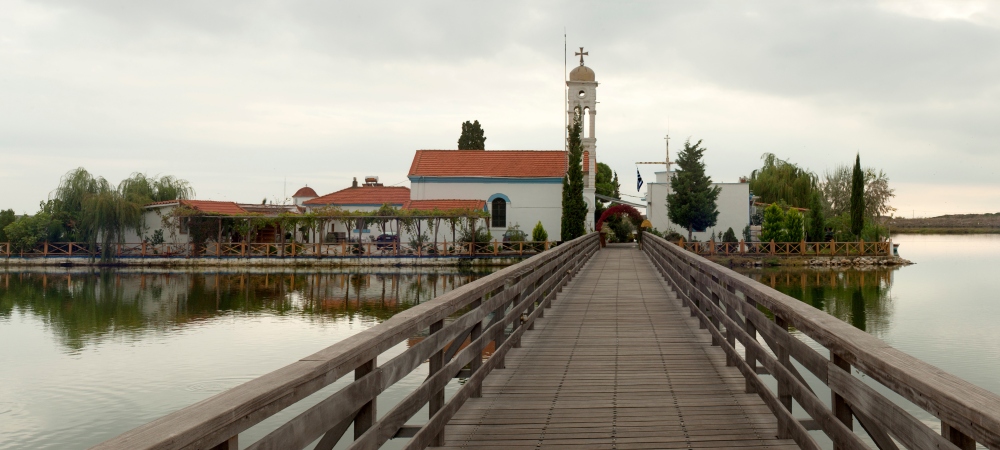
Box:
[0,267,496,449]
[2,234,999,449]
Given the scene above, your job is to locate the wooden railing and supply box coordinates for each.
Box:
[680,239,891,257]
[90,232,599,450]
[643,231,1000,450]
[0,240,554,259]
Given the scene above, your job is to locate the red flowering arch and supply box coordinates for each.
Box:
[596,204,643,232]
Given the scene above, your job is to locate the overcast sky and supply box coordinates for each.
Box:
[3,0,999,217]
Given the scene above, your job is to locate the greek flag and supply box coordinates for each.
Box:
[636,168,644,192]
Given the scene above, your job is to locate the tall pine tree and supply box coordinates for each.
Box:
[457,120,486,150]
[561,113,587,241]
[667,140,720,240]
[850,153,865,237]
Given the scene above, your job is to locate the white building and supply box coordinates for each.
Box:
[302,178,410,242]
[408,150,567,241]
[122,200,249,245]
[645,170,751,242]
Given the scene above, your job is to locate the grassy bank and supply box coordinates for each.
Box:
[889,213,1000,234]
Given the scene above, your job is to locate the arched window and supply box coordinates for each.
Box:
[491,198,506,228]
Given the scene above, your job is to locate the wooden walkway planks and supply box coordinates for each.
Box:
[441,244,797,449]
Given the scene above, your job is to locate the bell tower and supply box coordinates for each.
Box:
[567,47,598,229]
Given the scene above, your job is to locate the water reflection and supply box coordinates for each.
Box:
[0,268,495,352]
[733,267,898,336]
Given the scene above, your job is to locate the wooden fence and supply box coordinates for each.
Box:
[90,232,599,450]
[643,231,1000,450]
[680,239,891,257]
[0,240,553,259]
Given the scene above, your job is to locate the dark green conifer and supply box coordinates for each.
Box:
[850,154,865,237]
[561,113,587,241]
[667,140,720,240]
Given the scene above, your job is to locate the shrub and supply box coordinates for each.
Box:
[784,209,804,242]
[722,227,738,243]
[4,213,60,252]
[459,226,492,243]
[760,204,785,242]
[531,221,548,242]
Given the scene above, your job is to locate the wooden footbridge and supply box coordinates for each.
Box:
[94,233,1000,450]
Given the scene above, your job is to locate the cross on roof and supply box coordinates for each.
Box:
[575,47,588,66]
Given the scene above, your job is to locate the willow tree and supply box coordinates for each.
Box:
[51,168,194,260]
[749,153,818,208]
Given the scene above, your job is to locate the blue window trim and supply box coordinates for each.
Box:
[487,193,511,204]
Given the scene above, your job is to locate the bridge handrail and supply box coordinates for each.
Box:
[643,231,1000,450]
[91,232,599,450]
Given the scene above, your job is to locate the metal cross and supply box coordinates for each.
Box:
[575,47,588,66]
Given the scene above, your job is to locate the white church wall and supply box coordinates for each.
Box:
[646,180,750,242]
[410,180,563,242]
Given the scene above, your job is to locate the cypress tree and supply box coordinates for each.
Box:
[560,113,587,241]
[806,191,825,241]
[457,120,487,150]
[850,153,865,237]
[667,139,720,240]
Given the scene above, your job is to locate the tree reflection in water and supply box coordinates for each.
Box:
[0,268,495,351]
[733,267,897,336]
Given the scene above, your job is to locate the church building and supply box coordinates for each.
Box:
[405,49,603,242]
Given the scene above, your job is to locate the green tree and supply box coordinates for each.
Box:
[748,153,818,208]
[850,154,865,237]
[0,209,15,242]
[3,213,61,252]
[721,227,738,243]
[457,120,487,150]
[760,203,785,242]
[667,139,720,240]
[561,113,587,241]
[784,208,804,242]
[806,192,825,241]
[532,221,548,242]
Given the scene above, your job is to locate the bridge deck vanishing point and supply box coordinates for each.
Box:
[442,245,797,449]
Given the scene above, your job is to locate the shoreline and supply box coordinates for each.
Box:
[706,255,913,268]
[0,255,530,268]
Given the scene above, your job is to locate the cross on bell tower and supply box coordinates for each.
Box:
[567,47,598,230]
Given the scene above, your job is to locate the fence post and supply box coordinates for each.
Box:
[831,239,836,256]
[859,238,865,256]
[354,358,377,440]
[800,240,806,255]
[941,422,976,450]
[68,243,73,256]
[775,315,792,439]
[831,352,853,450]
[739,239,745,254]
[427,320,445,446]
[769,240,775,255]
[142,242,147,257]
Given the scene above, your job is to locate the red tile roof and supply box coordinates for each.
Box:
[292,186,318,198]
[408,150,567,178]
[143,199,247,215]
[181,200,247,215]
[402,199,486,211]
[304,186,411,206]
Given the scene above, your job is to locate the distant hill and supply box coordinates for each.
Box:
[889,213,1000,234]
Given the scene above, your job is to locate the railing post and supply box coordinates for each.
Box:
[769,240,775,255]
[831,352,853,450]
[744,297,758,394]
[208,436,238,450]
[44,242,49,256]
[427,320,445,446]
[859,238,865,256]
[68,243,73,256]
[739,239,745,254]
[470,299,483,398]
[941,422,976,450]
[354,357,377,440]
[775,315,792,439]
